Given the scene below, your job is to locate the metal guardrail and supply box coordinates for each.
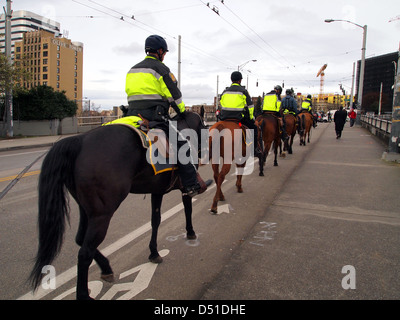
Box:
[361,114,392,134]
[77,116,120,126]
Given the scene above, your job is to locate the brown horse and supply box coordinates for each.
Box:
[298,112,313,146]
[283,113,297,154]
[255,113,281,176]
[208,120,250,214]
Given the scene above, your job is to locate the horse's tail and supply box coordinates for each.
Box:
[301,114,306,132]
[29,135,82,291]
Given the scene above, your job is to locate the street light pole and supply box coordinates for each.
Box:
[4,0,13,137]
[358,25,367,114]
[325,19,367,123]
[238,59,257,71]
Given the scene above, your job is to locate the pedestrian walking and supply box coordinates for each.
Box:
[334,106,347,139]
[348,108,356,127]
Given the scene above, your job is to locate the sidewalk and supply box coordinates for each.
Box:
[0,134,74,152]
[201,123,400,299]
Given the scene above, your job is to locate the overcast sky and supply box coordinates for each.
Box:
[6,0,400,109]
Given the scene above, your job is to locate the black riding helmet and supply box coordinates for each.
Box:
[145,35,169,54]
[231,71,243,82]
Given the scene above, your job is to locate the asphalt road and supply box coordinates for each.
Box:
[1,122,399,301]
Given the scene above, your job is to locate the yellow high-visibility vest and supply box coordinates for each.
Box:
[262,93,279,112]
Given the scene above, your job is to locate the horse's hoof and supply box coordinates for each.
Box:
[237,187,243,193]
[149,255,163,264]
[259,172,264,176]
[274,163,278,167]
[210,208,218,214]
[101,273,115,283]
[187,233,197,240]
[280,152,286,158]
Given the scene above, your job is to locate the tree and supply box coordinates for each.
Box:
[0,53,31,122]
[13,85,77,120]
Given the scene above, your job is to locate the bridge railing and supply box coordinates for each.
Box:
[77,116,120,126]
[360,114,392,134]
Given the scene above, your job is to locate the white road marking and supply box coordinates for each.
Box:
[18,200,196,300]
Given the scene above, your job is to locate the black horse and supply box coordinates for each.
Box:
[29,111,209,300]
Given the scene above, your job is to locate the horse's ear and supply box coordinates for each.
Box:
[120,105,128,117]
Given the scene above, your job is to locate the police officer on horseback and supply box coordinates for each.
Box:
[125,35,206,197]
[281,88,298,116]
[262,85,289,141]
[301,94,317,128]
[219,71,262,157]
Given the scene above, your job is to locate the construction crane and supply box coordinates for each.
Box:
[317,64,328,100]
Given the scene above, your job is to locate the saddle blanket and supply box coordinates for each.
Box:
[103,116,177,175]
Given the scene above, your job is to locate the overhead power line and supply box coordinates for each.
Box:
[71,0,236,68]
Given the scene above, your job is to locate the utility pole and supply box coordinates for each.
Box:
[356,25,367,124]
[177,35,181,90]
[350,62,355,109]
[378,82,383,116]
[388,50,400,154]
[216,75,219,110]
[3,0,13,137]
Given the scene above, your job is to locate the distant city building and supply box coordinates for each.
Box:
[14,30,83,112]
[1,10,84,114]
[356,51,399,114]
[0,10,60,56]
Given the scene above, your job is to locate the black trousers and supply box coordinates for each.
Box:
[127,107,198,187]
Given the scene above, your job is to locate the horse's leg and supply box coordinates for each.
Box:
[235,164,245,193]
[211,164,220,213]
[75,207,113,282]
[212,164,225,201]
[211,163,229,213]
[76,214,112,300]
[149,193,163,264]
[259,153,264,176]
[273,140,279,166]
[182,195,196,240]
[289,134,294,154]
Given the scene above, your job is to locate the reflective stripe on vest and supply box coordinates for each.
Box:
[220,90,246,112]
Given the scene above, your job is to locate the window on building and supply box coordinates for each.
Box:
[43,66,48,72]
[43,59,47,64]
[43,43,48,49]
[43,74,48,80]
[43,51,48,57]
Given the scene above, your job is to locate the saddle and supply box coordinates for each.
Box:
[219,119,252,146]
[260,112,283,134]
[103,116,176,175]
